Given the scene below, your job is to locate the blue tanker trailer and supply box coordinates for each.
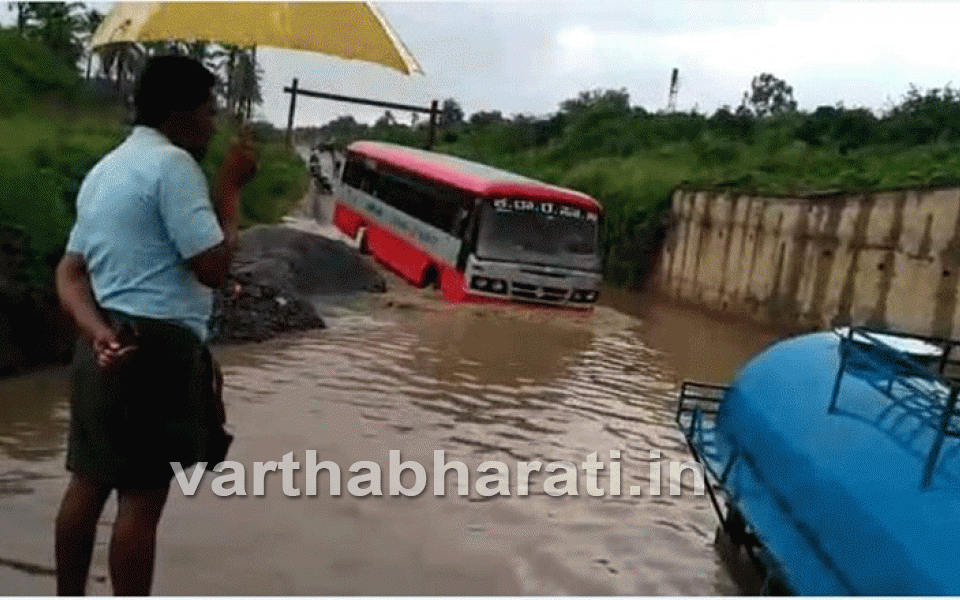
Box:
[677,326,960,595]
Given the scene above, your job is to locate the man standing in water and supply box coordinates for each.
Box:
[53,55,256,595]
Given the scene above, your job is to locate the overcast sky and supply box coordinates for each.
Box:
[8,1,960,127]
[256,1,960,127]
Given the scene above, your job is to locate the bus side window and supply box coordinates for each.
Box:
[436,194,461,233]
[343,156,381,197]
[381,175,412,214]
[342,156,362,188]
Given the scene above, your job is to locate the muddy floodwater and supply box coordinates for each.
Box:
[0,251,781,594]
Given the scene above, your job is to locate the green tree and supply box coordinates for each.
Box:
[883,84,960,145]
[13,2,87,67]
[374,110,397,128]
[468,110,504,128]
[317,115,368,145]
[439,98,464,128]
[559,88,630,119]
[741,73,798,118]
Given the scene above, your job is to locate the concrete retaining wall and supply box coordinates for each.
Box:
[655,187,960,337]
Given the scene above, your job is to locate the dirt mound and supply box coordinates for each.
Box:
[235,225,385,295]
[209,225,386,343]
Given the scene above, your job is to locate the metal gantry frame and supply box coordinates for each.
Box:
[283,78,440,149]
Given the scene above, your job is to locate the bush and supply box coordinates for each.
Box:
[0,30,79,117]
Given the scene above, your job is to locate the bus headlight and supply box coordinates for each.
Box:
[471,276,507,293]
[571,289,599,302]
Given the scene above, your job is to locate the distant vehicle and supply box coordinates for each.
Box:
[677,326,960,595]
[309,142,336,193]
[331,141,603,307]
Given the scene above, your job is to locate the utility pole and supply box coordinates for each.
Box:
[427,100,439,150]
[285,77,298,146]
[668,68,679,112]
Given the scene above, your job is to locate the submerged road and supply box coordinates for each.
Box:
[0,169,783,594]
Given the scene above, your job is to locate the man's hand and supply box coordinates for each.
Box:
[91,325,137,369]
[56,253,137,369]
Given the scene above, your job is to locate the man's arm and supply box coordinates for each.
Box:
[55,252,123,364]
[187,237,236,289]
[187,136,257,289]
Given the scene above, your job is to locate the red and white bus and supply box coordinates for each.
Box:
[332,141,603,308]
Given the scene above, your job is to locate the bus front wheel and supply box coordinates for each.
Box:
[421,266,440,290]
[355,227,369,254]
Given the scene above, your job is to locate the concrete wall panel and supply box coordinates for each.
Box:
[656,187,960,337]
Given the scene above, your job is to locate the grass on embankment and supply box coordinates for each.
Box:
[0,103,125,280]
[0,106,308,284]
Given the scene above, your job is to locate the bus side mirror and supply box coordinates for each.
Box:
[456,199,483,269]
[452,205,470,237]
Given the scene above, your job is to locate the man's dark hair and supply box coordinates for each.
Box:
[133,55,216,127]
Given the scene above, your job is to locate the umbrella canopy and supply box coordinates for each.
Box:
[89,1,422,76]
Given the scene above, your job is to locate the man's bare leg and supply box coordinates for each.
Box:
[109,485,170,596]
[55,474,112,595]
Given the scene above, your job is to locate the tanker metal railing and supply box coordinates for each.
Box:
[829,326,960,489]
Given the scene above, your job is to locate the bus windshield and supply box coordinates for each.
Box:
[474,200,601,272]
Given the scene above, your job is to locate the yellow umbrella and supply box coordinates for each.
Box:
[89,1,423,76]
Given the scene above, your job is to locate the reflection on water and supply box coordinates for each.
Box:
[0,366,69,463]
[0,272,779,594]
[601,286,783,385]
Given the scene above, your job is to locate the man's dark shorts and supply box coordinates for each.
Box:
[66,310,218,489]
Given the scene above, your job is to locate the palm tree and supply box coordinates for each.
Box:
[76,6,103,79]
[168,41,260,120]
[97,41,145,99]
[230,46,262,121]
[90,35,263,119]
[7,2,28,35]
[15,2,87,66]
[205,42,240,115]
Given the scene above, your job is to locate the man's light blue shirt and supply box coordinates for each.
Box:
[66,126,224,342]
